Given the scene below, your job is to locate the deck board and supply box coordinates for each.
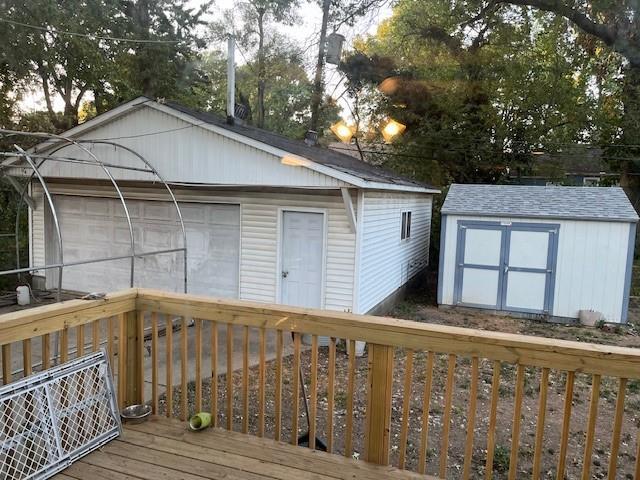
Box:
[53,416,436,480]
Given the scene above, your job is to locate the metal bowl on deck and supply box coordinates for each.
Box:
[120,404,152,424]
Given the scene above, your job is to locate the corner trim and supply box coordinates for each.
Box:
[437,214,447,304]
[621,222,637,323]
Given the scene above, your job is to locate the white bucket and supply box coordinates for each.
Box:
[16,285,30,306]
[355,341,366,357]
[579,309,602,326]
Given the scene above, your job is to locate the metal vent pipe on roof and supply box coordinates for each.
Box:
[227,34,235,125]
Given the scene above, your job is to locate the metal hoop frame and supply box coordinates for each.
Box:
[0,129,188,302]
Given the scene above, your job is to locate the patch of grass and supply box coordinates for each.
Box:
[493,445,510,473]
[335,391,347,409]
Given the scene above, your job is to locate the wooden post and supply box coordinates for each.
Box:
[124,310,143,406]
[364,343,394,465]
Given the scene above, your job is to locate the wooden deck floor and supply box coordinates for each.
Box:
[53,416,435,480]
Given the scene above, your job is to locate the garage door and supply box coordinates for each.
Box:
[454,221,558,314]
[45,195,240,298]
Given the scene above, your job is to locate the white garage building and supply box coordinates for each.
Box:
[438,184,638,323]
[13,97,439,315]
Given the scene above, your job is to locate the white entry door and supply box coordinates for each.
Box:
[280,211,324,308]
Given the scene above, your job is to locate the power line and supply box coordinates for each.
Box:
[0,18,182,44]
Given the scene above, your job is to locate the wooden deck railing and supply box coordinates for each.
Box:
[2,288,640,479]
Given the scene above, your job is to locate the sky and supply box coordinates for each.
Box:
[21,0,393,119]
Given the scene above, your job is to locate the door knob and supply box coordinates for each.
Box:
[282,271,289,278]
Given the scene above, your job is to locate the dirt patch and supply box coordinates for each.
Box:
[160,296,640,479]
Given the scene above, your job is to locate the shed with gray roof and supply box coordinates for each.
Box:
[438,184,638,323]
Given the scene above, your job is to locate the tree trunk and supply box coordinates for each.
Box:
[309,0,331,133]
[256,10,266,129]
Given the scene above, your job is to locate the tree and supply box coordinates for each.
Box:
[339,0,600,185]
[109,0,211,109]
[198,39,340,138]
[0,0,210,127]
[471,0,640,199]
[211,1,300,128]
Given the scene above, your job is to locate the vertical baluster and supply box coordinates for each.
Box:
[22,339,31,377]
[607,377,627,479]
[508,364,525,480]
[242,325,249,434]
[485,360,502,480]
[210,321,218,427]
[274,330,283,441]
[76,324,84,358]
[195,319,202,413]
[327,336,336,453]
[226,323,234,430]
[1,344,10,385]
[165,314,173,418]
[291,332,301,446]
[309,335,318,450]
[108,316,115,368]
[138,311,145,405]
[258,327,266,437]
[581,374,601,480]
[398,349,414,469]
[532,367,549,479]
[61,328,69,363]
[117,315,125,408]
[439,354,457,478]
[345,339,356,458]
[151,312,159,414]
[181,317,188,421]
[462,357,479,480]
[418,351,435,475]
[556,370,575,480]
[42,334,50,370]
[92,319,100,351]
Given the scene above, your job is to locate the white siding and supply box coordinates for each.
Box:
[30,187,45,275]
[357,191,433,314]
[32,184,356,312]
[440,214,632,322]
[22,106,346,188]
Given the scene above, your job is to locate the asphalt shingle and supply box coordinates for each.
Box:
[442,184,639,222]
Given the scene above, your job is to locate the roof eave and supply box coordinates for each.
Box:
[441,210,639,223]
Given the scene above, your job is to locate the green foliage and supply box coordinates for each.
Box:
[1,0,210,127]
[493,445,511,473]
[340,0,613,186]
[0,182,29,290]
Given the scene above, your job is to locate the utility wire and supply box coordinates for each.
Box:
[0,18,181,44]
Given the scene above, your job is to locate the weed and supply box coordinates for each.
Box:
[493,445,510,473]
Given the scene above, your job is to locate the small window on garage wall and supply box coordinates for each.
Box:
[401,211,412,240]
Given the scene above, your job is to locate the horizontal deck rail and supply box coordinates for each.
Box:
[1,288,640,479]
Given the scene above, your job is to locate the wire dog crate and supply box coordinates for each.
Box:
[0,350,120,479]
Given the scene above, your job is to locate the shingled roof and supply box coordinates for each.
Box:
[442,184,639,222]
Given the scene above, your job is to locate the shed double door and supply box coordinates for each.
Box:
[454,222,558,314]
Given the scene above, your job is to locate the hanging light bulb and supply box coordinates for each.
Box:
[380,118,406,143]
[330,121,356,143]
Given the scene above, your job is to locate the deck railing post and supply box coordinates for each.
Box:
[364,343,394,465]
[124,310,143,406]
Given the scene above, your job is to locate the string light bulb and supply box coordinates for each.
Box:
[330,121,356,143]
[380,118,406,143]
